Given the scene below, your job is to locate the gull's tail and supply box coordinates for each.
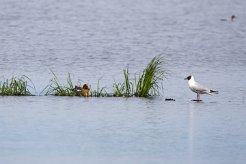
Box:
[210,90,219,94]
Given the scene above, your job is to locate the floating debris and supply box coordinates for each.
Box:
[231,15,236,21]
[165,98,175,101]
[192,99,203,102]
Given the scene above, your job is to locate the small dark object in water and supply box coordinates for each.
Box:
[192,99,203,102]
[231,15,236,21]
[165,98,175,101]
[220,15,236,22]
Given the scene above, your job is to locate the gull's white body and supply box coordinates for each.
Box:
[185,75,218,101]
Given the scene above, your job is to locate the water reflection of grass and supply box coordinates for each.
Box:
[0,76,34,96]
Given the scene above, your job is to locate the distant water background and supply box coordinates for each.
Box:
[0,0,246,164]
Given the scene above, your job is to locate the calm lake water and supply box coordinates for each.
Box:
[0,0,246,163]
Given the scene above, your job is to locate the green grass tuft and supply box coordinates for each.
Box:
[114,55,165,97]
[41,72,77,96]
[135,55,165,97]
[1,55,165,97]
[91,79,110,97]
[113,68,134,97]
[0,76,34,96]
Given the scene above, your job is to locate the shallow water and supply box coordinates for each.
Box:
[1,0,246,164]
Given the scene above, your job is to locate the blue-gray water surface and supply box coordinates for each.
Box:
[0,0,246,164]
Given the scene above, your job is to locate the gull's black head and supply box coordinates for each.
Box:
[184,75,192,80]
[231,15,236,21]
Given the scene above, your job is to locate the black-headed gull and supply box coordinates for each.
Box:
[184,75,218,101]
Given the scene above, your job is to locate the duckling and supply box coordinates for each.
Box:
[81,84,91,97]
